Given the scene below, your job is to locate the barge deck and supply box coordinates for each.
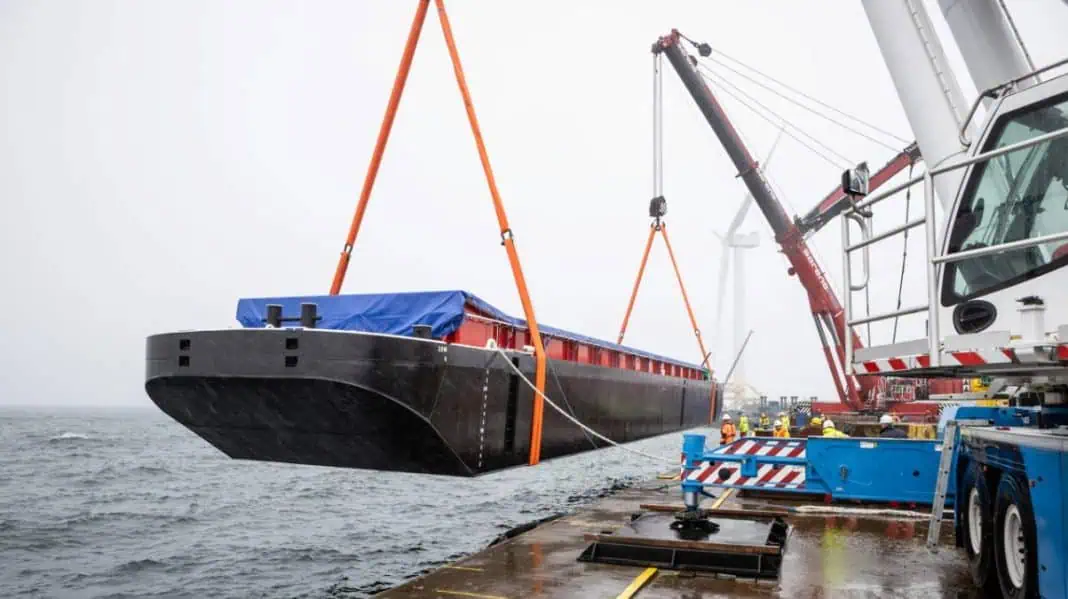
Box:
[380,472,976,598]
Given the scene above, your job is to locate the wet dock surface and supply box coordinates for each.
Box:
[380,479,978,598]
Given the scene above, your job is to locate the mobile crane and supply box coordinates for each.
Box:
[666,2,1068,593]
[847,3,1068,597]
[669,34,1068,596]
[847,4,1068,594]
[837,61,1068,599]
[653,31,943,416]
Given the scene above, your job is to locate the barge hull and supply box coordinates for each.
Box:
[144,328,716,477]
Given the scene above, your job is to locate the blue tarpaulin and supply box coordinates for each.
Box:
[236,290,707,371]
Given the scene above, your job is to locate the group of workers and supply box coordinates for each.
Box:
[719,410,905,444]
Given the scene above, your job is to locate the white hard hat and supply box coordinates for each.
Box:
[822,419,835,429]
[723,414,732,421]
[774,420,783,428]
[880,414,894,425]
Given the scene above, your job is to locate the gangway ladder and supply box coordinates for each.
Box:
[925,419,990,549]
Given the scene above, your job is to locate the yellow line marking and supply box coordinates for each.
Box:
[710,487,734,510]
[444,565,484,572]
[611,488,735,599]
[616,566,658,599]
[434,590,507,599]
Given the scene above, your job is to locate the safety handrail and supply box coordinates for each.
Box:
[842,122,1068,375]
[957,55,1068,147]
[844,213,871,291]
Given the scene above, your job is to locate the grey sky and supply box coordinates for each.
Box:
[2,1,1066,407]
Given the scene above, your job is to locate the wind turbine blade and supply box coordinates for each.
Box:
[724,127,784,237]
[763,126,785,171]
[725,196,753,237]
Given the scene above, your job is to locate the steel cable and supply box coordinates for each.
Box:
[892,163,915,343]
[492,346,682,465]
[697,67,853,170]
[700,48,910,148]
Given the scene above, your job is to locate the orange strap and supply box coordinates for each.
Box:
[330,1,430,295]
[617,224,657,345]
[434,0,547,464]
[329,0,548,465]
[617,222,711,373]
[659,224,710,369]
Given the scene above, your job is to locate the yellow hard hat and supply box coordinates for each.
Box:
[811,417,822,425]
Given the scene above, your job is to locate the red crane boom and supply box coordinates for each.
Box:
[654,30,897,411]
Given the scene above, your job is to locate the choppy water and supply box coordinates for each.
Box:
[0,406,701,598]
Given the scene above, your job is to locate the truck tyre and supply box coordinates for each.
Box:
[959,461,996,594]
[994,474,1037,599]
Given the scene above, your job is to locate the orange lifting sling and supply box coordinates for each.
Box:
[618,51,712,389]
[328,0,549,465]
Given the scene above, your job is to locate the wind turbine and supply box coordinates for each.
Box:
[713,129,783,388]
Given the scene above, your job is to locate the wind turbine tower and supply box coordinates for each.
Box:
[727,230,759,383]
[714,130,782,388]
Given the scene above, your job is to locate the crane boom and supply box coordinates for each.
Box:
[797,143,920,236]
[654,30,874,410]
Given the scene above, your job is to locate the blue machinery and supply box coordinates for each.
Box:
[679,406,1033,512]
[672,405,1068,595]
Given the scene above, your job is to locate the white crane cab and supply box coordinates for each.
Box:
[842,65,1068,395]
[941,73,1068,344]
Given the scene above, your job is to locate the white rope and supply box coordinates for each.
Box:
[492,347,679,465]
[791,505,937,520]
[494,356,943,515]
[495,351,943,517]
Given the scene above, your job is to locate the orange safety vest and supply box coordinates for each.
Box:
[773,427,790,438]
[720,423,737,444]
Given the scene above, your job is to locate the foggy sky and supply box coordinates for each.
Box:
[2,1,1066,407]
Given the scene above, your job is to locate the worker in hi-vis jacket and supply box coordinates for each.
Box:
[720,414,737,445]
[773,419,790,438]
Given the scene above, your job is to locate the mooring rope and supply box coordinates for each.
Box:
[494,347,941,519]
[491,346,681,465]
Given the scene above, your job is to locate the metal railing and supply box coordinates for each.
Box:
[842,123,1068,375]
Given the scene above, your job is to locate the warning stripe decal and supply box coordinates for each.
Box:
[855,343,1054,374]
[682,437,808,491]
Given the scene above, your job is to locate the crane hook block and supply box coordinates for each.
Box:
[649,196,668,218]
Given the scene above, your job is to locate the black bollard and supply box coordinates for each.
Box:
[265,304,283,328]
[300,303,318,328]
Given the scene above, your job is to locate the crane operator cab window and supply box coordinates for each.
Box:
[943,94,1068,306]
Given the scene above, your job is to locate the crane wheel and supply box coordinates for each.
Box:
[994,473,1038,599]
[958,461,997,595]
